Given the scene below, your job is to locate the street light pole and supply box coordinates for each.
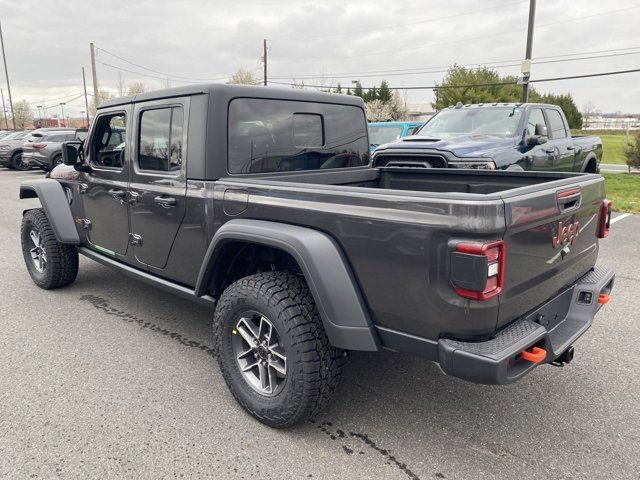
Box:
[59,103,65,127]
[0,19,15,129]
[0,87,7,129]
[521,0,536,102]
[36,104,42,127]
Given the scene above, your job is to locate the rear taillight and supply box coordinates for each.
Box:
[451,240,505,300]
[31,143,46,149]
[597,199,612,238]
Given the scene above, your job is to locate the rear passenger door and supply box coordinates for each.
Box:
[544,108,574,171]
[128,98,188,270]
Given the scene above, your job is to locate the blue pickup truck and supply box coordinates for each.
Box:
[368,121,423,152]
[372,103,602,172]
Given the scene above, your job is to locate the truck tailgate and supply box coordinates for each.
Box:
[497,174,605,327]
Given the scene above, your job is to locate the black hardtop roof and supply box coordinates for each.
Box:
[99,83,366,109]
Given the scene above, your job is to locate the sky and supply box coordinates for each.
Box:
[0,0,639,119]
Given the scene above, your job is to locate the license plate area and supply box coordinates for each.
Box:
[524,286,574,331]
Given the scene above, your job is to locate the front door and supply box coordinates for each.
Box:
[525,107,555,171]
[128,99,188,270]
[81,109,130,256]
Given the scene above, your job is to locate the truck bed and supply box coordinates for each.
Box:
[218,167,605,343]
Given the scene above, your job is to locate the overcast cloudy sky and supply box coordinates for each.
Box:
[0,0,639,118]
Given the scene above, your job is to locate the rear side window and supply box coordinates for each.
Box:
[228,98,369,174]
[545,109,567,139]
[138,107,184,173]
[44,134,68,142]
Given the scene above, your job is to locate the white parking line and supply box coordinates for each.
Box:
[611,213,632,224]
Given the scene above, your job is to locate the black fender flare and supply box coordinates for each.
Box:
[19,179,80,244]
[195,219,380,352]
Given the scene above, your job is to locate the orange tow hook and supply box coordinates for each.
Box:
[520,346,547,364]
[598,293,610,304]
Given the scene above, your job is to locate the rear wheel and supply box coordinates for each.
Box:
[214,271,343,428]
[10,151,29,171]
[21,209,78,289]
[52,154,63,168]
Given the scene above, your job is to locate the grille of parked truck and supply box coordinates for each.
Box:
[18,85,613,428]
[372,102,603,172]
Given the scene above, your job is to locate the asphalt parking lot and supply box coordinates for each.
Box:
[0,168,638,480]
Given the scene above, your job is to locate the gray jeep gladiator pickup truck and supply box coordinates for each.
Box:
[373,103,602,172]
[19,85,614,428]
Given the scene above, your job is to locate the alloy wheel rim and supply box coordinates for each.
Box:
[29,229,47,273]
[232,311,287,396]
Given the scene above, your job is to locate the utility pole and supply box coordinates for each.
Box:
[263,39,268,86]
[82,66,90,126]
[0,20,15,128]
[521,0,536,102]
[90,43,99,107]
[0,87,7,129]
[59,103,65,127]
[36,104,42,127]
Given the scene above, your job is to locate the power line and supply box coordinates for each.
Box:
[269,50,640,80]
[267,67,640,90]
[270,0,528,41]
[269,46,640,79]
[95,45,232,82]
[268,5,640,66]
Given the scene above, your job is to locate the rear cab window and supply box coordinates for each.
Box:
[227,98,369,174]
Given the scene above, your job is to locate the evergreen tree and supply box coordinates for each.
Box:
[353,81,364,98]
[539,93,583,129]
[334,83,343,94]
[378,81,392,103]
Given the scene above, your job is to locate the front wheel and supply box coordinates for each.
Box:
[11,151,30,171]
[214,271,343,428]
[21,209,79,289]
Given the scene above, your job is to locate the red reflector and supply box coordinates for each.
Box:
[597,199,612,238]
[598,293,610,304]
[453,240,505,301]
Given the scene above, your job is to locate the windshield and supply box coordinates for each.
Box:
[418,108,523,137]
[368,125,404,146]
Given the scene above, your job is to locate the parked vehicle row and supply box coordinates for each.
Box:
[372,103,603,172]
[368,121,423,152]
[19,85,614,428]
[0,128,87,171]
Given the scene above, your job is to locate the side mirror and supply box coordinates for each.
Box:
[527,123,548,146]
[62,140,84,167]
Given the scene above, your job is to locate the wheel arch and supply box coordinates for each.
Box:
[196,219,380,351]
[581,153,598,173]
[19,179,80,244]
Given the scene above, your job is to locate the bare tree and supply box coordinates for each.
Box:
[127,82,148,95]
[365,92,408,121]
[582,101,596,129]
[11,99,33,130]
[116,71,126,97]
[228,69,259,85]
[90,88,114,116]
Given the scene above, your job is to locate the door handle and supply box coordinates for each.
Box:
[154,195,177,208]
[108,188,126,200]
[566,145,575,151]
[544,148,556,154]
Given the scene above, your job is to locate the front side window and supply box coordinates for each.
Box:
[527,108,547,136]
[90,112,127,169]
[138,107,184,172]
[228,99,369,174]
[545,109,567,139]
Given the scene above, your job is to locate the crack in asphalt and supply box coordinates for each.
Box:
[79,294,216,357]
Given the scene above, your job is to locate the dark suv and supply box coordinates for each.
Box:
[22,128,85,171]
[19,84,614,428]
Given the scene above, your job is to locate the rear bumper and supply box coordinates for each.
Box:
[437,265,614,384]
[26,153,50,169]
